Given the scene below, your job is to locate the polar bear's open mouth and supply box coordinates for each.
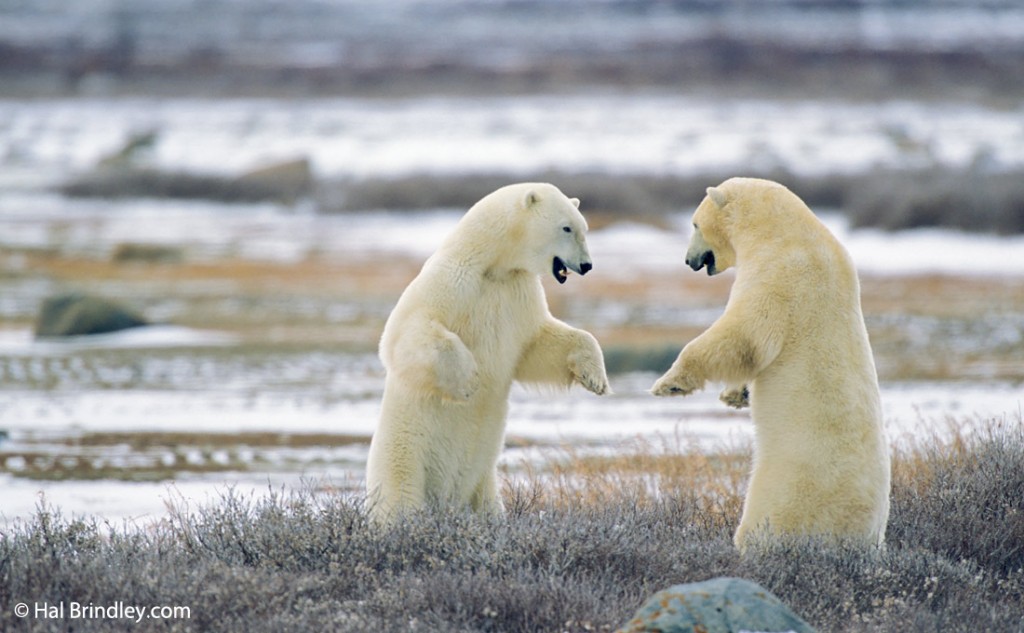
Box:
[689,250,717,276]
[553,257,570,284]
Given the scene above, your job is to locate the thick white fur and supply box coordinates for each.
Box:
[366,182,610,521]
[651,177,890,550]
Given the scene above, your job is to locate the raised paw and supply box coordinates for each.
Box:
[568,348,611,396]
[719,384,750,409]
[436,366,479,401]
[650,371,701,397]
[435,339,480,402]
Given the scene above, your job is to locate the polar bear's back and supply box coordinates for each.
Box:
[743,207,888,546]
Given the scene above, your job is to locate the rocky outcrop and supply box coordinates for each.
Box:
[617,577,816,633]
[35,293,148,338]
[61,157,313,205]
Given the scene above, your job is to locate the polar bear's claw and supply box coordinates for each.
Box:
[580,373,610,395]
[653,384,691,397]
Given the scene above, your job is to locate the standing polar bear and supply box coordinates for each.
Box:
[651,177,890,550]
[366,182,610,521]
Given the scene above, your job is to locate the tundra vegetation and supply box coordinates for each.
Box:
[2,417,1022,632]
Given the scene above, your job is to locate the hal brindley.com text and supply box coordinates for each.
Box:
[16,601,191,623]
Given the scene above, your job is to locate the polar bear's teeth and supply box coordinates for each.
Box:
[553,257,569,283]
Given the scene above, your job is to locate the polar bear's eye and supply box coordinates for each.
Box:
[562,226,572,233]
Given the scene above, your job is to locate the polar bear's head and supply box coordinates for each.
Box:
[686,178,813,276]
[513,183,593,284]
[456,182,593,283]
[686,184,736,276]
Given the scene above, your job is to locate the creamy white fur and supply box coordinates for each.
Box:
[651,177,890,550]
[366,183,610,521]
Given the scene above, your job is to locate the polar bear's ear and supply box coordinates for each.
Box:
[706,186,728,208]
[569,197,580,208]
[524,190,541,208]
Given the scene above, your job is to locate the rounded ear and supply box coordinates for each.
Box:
[569,197,580,208]
[706,186,728,208]
[524,190,541,207]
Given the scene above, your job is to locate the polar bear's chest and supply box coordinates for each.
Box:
[450,277,545,369]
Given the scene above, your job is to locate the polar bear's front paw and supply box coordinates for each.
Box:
[436,366,479,401]
[719,384,750,409]
[435,341,480,402]
[568,349,611,396]
[650,371,701,397]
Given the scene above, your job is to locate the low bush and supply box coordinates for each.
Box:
[315,169,847,219]
[60,168,306,205]
[321,167,1024,235]
[845,168,1024,235]
[60,164,1024,235]
[2,416,1021,632]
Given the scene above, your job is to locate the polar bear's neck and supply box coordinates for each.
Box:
[435,212,531,281]
[432,247,532,285]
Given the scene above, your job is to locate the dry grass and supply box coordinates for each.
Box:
[503,436,749,531]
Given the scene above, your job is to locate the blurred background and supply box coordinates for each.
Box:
[1,0,1022,526]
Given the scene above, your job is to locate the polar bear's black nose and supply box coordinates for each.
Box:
[579,262,592,275]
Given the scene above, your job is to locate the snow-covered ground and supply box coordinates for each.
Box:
[4,191,1024,277]
[2,96,1023,181]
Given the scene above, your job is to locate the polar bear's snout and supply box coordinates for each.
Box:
[685,226,718,275]
[552,257,593,284]
[687,249,716,275]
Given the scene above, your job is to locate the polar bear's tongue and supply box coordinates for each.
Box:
[553,257,570,284]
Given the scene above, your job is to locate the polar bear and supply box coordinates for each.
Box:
[651,177,890,550]
[366,182,610,521]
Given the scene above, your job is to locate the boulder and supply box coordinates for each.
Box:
[237,157,313,204]
[617,577,816,633]
[35,293,148,338]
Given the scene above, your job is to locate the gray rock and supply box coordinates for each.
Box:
[238,157,313,204]
[617,577,816,633]
[35,293,148,338]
